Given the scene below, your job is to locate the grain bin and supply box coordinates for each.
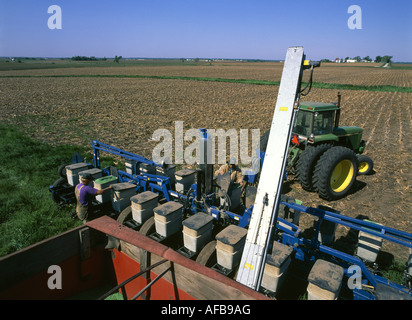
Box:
[175,169,195,194]
[130,191,159,225]
[215,225,247,270]
[94,175,118,203]
[139,163,156,175]
[153,201,183,238]
[66,162,89,186]
[182,213,214,253]
[125,160,137,175]
[111,182,136,212]
[261,241,293,294]
[156,164,176,188]
[356,221,383,263]
[307,259,344,300]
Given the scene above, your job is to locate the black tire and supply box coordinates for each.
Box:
[57,164,69,178]
[357,155,374,175]
[296,144,333,191]
[313,146,358,201]
[51,178,67,203]
[139,216,156,236]
[195,240,217,267]
[52,177,66,188]
[117,205,132,224]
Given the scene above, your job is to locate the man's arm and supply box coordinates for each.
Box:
[95,185,113,195]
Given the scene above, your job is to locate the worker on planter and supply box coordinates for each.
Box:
[75,173,113,223]
[215,158,247,208]
[215,157,245,186]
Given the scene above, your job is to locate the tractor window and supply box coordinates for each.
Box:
[293,111,312,137]
[313,111,334,135]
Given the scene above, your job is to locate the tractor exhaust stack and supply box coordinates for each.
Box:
[334,91,341,128]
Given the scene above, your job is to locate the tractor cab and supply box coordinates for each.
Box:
[292,102,338,141]
[292,97,365,154]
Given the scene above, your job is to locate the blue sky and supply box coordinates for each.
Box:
[0,0,411,61]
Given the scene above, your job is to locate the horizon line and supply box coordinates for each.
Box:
[1,56,411,63]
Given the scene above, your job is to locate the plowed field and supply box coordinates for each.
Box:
[0,61,411,260]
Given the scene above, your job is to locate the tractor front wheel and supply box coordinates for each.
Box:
[357,154,374,175]
[313,146,358,201]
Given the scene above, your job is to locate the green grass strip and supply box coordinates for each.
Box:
[310,82,411,93]
[0,125,123,257]
[0,125,87,256]
[1,74,411,93]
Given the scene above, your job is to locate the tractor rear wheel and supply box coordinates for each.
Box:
[313,146,358,201]
[297,144,332,191]
[357,154,374,175]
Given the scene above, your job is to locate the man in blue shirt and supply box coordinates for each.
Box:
[75,173,113,223]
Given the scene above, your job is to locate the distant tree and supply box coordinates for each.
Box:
[180,58,185,63]
[362,56,372,62]
[353,56,361,62]
[375,56,382,63]
[114,55,122,63]
[381,55,393,63]
[71,56,97,61]
[194,57,200,63]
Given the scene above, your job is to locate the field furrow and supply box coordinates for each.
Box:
[0,62,411,259]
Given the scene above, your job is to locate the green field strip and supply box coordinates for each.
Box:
[1,74,410,93]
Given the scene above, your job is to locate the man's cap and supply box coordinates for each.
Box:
[82,173,94,181]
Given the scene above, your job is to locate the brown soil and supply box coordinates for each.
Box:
[0,63,410,261]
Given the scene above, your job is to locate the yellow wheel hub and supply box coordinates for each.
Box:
[330,160,354,192]
[358,162,369,173]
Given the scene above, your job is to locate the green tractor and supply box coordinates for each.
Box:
[261,92,374,201]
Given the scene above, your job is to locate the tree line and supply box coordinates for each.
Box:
[347,55,392,63]
[71,55,122,62]
[321,55,393,63]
